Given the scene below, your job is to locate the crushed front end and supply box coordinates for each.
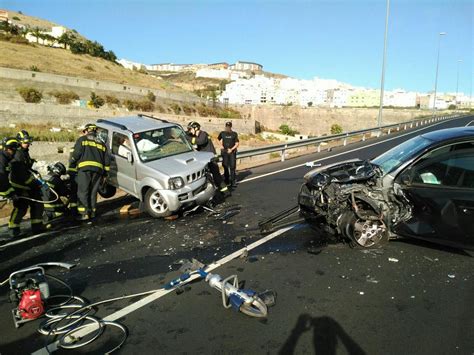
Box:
[298,160,411,248]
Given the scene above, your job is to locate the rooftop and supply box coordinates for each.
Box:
[97,115,177,133]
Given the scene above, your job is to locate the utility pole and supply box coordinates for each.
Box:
[455,59,462,104]
[377,0,390,127]
[432,32,446,115]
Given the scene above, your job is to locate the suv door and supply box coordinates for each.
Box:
[394,141,474,250]
[110,132,137,195]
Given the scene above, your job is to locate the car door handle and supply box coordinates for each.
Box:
[460,206,474,214]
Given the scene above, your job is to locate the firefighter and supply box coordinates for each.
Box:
[10,131,45,235]
[69,123,110,221]
[187,121,230,197]
[67,146,78,215]
[42,162,70,222]
[218,121,240,188]
[0,138,20,237]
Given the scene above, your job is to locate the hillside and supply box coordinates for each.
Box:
[0,41,181,91]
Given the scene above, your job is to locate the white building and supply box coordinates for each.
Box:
[25,26,67,47]
[229,61,263,72]
[117,59,147,70]
[383,90,417,107]
[195,68,247,81]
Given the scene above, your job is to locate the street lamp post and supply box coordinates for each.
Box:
[432,32,446,115]
[377,0,390,127]
[455,59,462,103]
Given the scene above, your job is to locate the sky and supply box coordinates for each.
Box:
[3,0,473,94]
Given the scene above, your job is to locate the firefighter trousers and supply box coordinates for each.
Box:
[9,189,44,231]
[77,170,102,217]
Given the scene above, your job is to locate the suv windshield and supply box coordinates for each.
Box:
[372,135,433,174]
[133,126,193,161]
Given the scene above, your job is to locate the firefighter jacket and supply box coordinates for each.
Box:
[0,151,15,198]
[9,149,37,191]
[70,133,110,173]
[192,131,216,154]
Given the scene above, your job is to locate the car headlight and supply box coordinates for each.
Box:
[168,177,185,190]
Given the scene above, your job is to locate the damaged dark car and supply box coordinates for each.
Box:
[298,127,474,250]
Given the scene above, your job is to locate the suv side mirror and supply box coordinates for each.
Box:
[126,151,133,164]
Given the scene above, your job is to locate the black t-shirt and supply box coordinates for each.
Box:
[218,131,239,150]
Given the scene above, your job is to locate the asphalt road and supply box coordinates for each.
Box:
[1,116,473,354]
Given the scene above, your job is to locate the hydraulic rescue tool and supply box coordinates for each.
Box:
[165,259,275,318]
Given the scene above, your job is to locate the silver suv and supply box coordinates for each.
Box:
[96,114,215,217]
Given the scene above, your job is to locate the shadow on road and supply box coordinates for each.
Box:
[279,314,366,355]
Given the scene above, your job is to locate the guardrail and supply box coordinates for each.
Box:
[236,114,464,162]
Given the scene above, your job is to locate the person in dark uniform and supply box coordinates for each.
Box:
[218,121,239,188]
[42,162,71,222]
[10,131,45,235]
[187,121,230,197]
[0,138,21,237]
[69,123,110,221]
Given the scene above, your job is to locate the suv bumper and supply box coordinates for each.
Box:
[160,179,215,212]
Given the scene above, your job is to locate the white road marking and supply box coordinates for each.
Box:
[0,226,81,249]
[239,118,456,184]
[32,225,295,354]
[465,120,474,127]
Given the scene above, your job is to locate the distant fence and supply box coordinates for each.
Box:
[0,67,204,103]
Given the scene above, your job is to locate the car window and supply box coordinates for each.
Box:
[112,132,132,158]
[96,127,109,145]
[409,142,474,189]
[372,135,433,174]
[133,125,193,162]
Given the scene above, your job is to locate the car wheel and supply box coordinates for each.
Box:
[98,181,117,199]
[144,188,172,218]
[339,211,388,248]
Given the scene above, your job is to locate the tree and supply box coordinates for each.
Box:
[330,124,343,135]
[307,101,313,107]
[279,124,299,136]
[31,27,42,44]
[89,92,105,108]
[58,32,76,49]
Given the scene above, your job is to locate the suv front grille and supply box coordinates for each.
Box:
[186,169,206,184]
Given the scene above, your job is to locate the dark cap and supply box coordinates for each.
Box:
[225,121,232,127]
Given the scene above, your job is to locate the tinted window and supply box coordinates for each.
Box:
[409,142,474,188]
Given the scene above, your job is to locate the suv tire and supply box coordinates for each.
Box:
[98,180,117,199]
[144,188,172,218]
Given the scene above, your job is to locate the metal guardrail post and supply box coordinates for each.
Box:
[362,134,366,142]
[388,128,391,134]
[281,145,287,162]
[317,143,321,152]
[343,134,348,146]
[377,130,382,138]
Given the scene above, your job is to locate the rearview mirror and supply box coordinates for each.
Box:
[126,151,133,164]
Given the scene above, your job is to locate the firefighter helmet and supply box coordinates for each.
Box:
[17,130,32,144]
[3,137,19,151]
[47,162,67,176]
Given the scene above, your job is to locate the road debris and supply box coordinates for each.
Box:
[388,257,399,263]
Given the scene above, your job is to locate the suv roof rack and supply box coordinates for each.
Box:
[97,119,128,131]
[137,113,169,123]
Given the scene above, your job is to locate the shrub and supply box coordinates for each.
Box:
[182,105,195,116]
[170,103,182,115]
[330,124,343,135]
[89,92,104,108]
[146,91,156,102]
[123,99,136,111]
[84,65,95,71]
[105,95,120,106]
[448,104,457,110]
[9,35,29,44]
[156,105,166,113]
[17,87,42,103]
[137,100,154,112]
[29,65,40,72]
[218,108,241,119]
[49,90,79,104]
[12,16,21,21]
[279,124,299,136]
